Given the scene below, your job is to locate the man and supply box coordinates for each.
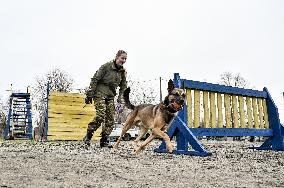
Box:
[83,50,127,148]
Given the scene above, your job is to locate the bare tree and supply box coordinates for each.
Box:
[0,98,9,137]
[220,72,248,88]
[32,68,74,140]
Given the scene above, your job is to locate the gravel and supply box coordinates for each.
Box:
[0,139,283,188]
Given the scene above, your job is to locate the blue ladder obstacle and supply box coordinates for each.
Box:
[4,93,33,140]
[154,73,284,156]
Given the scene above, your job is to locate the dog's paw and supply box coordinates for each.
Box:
[166,143,174,153]
[133,146,142,155]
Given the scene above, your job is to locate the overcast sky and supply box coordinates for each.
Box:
[0,0,283,121]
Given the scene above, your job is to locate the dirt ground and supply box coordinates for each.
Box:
[0,139,283,188]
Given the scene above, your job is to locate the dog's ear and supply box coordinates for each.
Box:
[167,79,174,94]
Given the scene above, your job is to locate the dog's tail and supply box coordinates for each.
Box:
[123,87,135,110]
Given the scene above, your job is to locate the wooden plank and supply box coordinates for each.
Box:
[246,97,253,128]
[48,135,101,141]
[238,96,246,128]
[48,125,102,141]
[48,118,93,124]
[252,97,259,128]
[194,90,200,128]
[232,95,239,128]
[224,94,232,128]
[258,98,264,129]
[203,91,209,128]
[48,98,85,104]
[262,99,270,129]
[186,89,193,128]
[48,105,94,113]
[50,91,83,97]
[210,92,216,128]
[48,123,90,129]
[217,93,223,128]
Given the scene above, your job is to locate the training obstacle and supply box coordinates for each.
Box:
[155,73,284,156]
[4,93,33,140]
[46,91,101,140]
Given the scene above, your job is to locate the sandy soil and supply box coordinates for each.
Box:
[0,139,283,188]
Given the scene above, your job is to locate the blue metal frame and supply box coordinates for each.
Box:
[26,94,33,139]
[155,73,284,156]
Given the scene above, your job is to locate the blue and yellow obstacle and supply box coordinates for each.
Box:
[155,73,284,156]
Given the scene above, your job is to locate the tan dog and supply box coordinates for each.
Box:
[113,80,186,154]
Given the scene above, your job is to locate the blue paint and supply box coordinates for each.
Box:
[189,128,273,137]
[181,79,267,98]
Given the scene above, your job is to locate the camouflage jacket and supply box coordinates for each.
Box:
[87,60,127,100]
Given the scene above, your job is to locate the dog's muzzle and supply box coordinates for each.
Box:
[171,98,185,111]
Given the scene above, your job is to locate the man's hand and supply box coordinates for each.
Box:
[85,97,93,104]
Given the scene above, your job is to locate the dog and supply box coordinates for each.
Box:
[113,79,186,154]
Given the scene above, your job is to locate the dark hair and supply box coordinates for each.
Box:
[115,50,127,60]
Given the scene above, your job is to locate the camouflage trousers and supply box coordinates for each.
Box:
[87,98,115,135]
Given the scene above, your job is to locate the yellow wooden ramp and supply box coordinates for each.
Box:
[48,92,101,140]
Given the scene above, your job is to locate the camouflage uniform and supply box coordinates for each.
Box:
[84,60,127,145]
[87,98,115,135]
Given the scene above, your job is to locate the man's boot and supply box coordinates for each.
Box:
[100,133,113,148]
[83,130,93,146]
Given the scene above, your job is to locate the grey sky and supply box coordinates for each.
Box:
[0,0,283,120]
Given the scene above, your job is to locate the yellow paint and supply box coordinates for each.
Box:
[210,92,216,128]
[186,89,193,128]
[252,98,259,128]
[48,91,100,140]
[232,95,239,128]
[217,93,223,128]
[194,90,200,128]
[203,91,210,128]
[262,99,270,128]
[224,94,232,128]
[257,98,264,129]
[238,96,246,128]
[246,97,253,128]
